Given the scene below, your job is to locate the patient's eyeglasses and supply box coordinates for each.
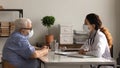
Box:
[22,28,32,31]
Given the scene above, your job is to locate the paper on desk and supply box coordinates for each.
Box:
[55,52,94,58]
[55,52,78,55]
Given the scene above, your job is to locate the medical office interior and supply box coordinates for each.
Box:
[0,0,120,68]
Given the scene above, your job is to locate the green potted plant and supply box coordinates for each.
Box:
[41,16,55,45]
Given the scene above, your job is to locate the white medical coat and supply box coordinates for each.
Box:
[81,29,111,58]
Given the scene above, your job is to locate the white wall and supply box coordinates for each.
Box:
[0,0,119,58]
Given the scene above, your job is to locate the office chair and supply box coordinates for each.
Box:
[89,45,114,68]
[97,45,115,68]
[1,58,15,68]
[117,50,120,68]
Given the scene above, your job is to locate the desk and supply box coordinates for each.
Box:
[41,52,116,68]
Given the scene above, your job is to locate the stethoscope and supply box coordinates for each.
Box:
[87,31,97,46]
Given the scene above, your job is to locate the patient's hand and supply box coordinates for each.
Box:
[34,46,41,50]
[39,56,48,62]
[35,45,49,50]
[41,46,49,56]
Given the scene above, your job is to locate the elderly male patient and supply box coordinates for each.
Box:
[2,18,49,68]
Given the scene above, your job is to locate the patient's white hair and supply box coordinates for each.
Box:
[14,18,32,30]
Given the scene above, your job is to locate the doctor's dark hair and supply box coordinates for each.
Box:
[86,13,113,48]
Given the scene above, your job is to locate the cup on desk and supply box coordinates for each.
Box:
[50,40,60,52]
[50,40,56,51]
[55,42,59,52]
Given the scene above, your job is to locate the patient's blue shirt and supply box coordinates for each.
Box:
[2,31,39,68]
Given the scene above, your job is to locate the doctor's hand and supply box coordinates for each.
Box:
[79,49,87,55]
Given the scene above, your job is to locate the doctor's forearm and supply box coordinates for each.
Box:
[86,50,102,57]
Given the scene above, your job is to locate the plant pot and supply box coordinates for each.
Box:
[0,5,3,9]
[45,34,54,45]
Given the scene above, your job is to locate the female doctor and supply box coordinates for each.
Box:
[79,13,113,59]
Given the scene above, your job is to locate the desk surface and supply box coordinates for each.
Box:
[43,51,116,65]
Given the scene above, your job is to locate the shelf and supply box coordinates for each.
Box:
[0,9,23,18]
[60,44,83,46]
[60,44,83,48]
[0,22,15,37]
[0,9,22,37]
